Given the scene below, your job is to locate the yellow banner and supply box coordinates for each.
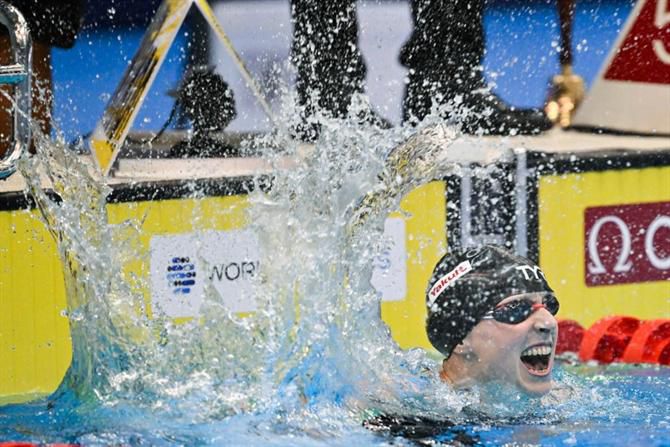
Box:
[539,165,670,326]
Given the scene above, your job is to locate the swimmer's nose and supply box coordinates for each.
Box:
[531,306,557,335]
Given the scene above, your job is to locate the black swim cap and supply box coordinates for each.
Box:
[425,245,554,358]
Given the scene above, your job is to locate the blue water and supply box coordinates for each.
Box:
[476,364,670,446]
[6,1,670,445]
[2,114,668,447]
[1,364,668,445]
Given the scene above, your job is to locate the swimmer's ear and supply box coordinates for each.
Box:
[439,359,450,382]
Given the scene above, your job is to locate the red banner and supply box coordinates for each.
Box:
[585,201,670,286]
[605,0,670,85]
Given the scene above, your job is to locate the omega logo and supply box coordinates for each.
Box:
[646,216,670,269]
[585,203,670,286]
[588,215,670,273]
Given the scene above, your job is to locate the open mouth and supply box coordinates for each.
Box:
[520,344,553,376]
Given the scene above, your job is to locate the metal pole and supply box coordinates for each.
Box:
[0,0,31,180]
[514,148,528,258]
[545,0,584,127]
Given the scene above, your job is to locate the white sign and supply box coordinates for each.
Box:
[428,260,473,305]
[149,229,260,317]
[371,217,407,301]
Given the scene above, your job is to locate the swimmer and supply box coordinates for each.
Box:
[367,245,560,442]
[426,245,558,396]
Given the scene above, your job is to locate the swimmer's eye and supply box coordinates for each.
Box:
[497,300,523,310]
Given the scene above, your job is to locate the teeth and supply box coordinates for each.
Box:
[522,345,552,357]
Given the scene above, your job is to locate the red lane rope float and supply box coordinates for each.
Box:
[556,319,585,354]
[578,316,640,363]
[622,319,670,365]
[658,339,670,366]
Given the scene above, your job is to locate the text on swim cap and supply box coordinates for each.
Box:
[514,265,546,281]
[428,260,472,305]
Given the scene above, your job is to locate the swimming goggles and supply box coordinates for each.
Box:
[481,293,560,324]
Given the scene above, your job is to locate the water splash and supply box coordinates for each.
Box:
[19,129,147,406]
[5,100,468,436]
[1,101,668,445]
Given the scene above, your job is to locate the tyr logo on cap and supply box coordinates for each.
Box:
[428,260,472,305]
[514,265,546,281]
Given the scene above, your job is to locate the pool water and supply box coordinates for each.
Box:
[471,363,670,446]
[0,112,668,446]
[2,1,668,444]
[1,363,668,445]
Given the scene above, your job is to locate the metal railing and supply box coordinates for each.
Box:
[0,1,30,180]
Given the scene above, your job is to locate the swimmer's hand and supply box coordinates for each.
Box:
[346,124,456,237]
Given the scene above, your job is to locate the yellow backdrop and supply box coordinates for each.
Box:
[2,166,668,404]
[538,166,670,326]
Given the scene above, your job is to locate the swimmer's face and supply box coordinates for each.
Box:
[462,293,558,396]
